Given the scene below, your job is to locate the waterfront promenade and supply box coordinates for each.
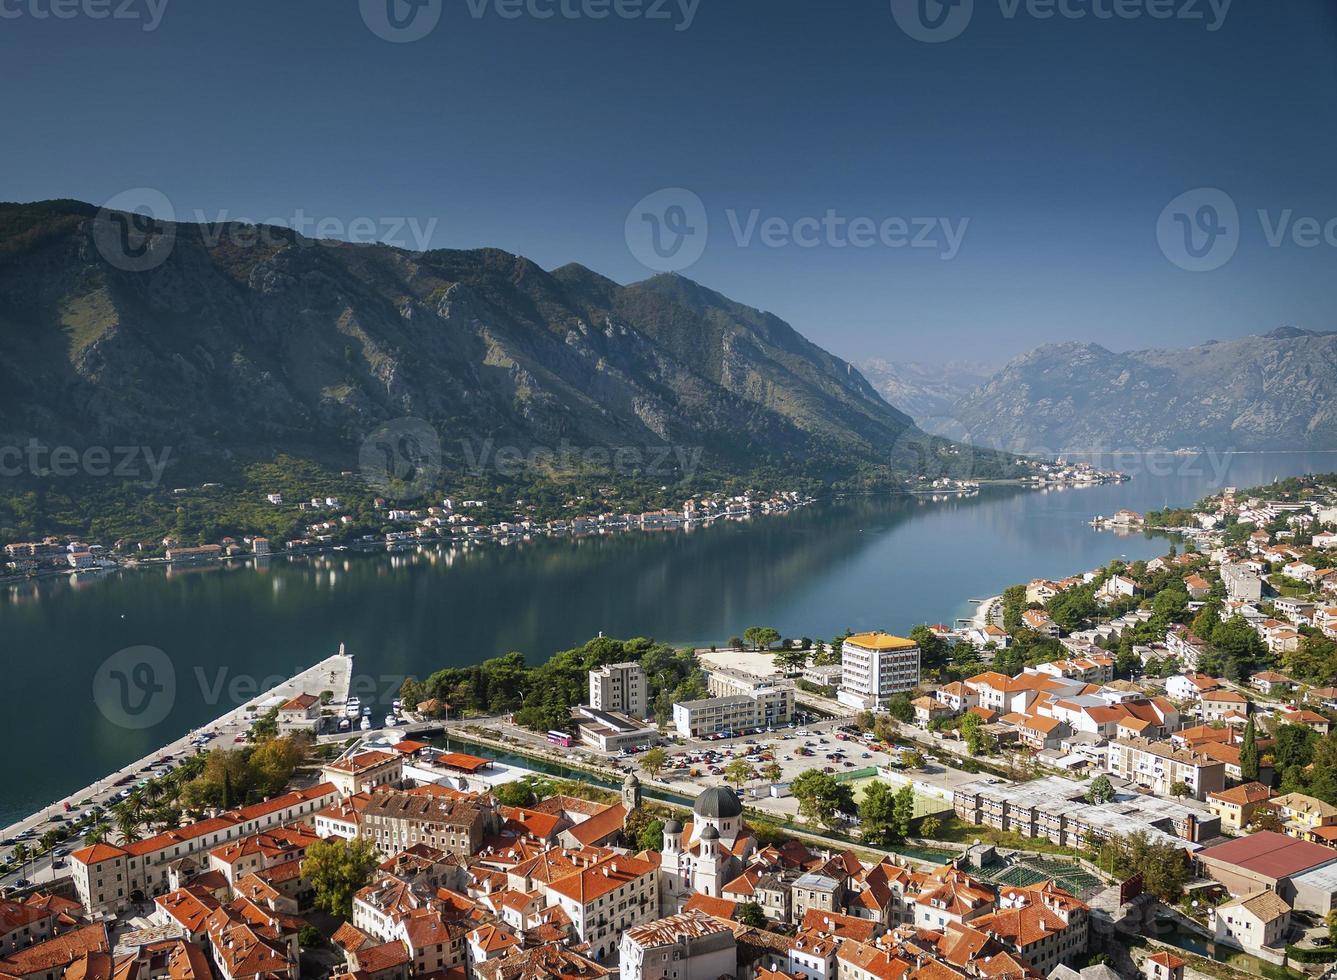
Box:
[0,650,353,887]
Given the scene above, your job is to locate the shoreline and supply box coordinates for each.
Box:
[1,651,353,859]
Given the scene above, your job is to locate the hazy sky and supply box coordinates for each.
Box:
[4,0,1336,365]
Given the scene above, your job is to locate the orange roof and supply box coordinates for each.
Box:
[326,750,400,773]
[435,752,492,772]
[682,893,739,920]
[1210,782,1274,806]
[562,803,627,846]
[1148,950,1186,969]
[846,631,918,651]
[545,854,654,905]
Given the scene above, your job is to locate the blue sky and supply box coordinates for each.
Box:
[3,0,1336,365]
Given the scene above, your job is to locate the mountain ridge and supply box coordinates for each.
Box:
[952,329,1337,452]
[0,199,1008,490]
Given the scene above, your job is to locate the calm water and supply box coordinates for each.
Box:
[2,451,1334,822]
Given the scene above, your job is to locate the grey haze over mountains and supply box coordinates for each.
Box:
[0,200,961,482]
[875,329,1337,453]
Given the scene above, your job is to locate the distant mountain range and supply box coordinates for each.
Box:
[880,328,1337,453]
[0,200,1020,488]
[858,359,994,441]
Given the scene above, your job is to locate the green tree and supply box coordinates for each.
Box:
[1169,781,1190,799]
[886,692,914,724]
[900,749,926,770]
[637,818,664,852]
[791,769,854,829]
[737,902,767,928]
[910,624,949,672]
[1240,717,1260,782]
[892,784,916,841]
[304,837,380,916]
[399,677,423,710]
[1086,774,1115,804]
[743,626,781,651]
[760,762,783,784]
[920,815,942,839]
[858,779,899,844]
[493,778,539,807]
[724,758,756,790]
[774,647,810,672]
[639,747,669,780]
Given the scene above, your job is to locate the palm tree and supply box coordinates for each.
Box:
[83,822,111,845]
[113,802,142,844]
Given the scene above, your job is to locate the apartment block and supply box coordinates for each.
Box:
[589,662,648,718]
[837,632,921,711]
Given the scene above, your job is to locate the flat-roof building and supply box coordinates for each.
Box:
[589,662,648,718]
[837,632,920,711]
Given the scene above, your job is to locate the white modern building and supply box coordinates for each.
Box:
[837,632,921,710]
[589,661,648,717]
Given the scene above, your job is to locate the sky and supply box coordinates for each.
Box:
[3,0,1336,366]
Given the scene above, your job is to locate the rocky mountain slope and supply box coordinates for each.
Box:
[952,328,1337,452]
[858,359,992,438]
[0,200,1001,485]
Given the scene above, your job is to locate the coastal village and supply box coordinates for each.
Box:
[0,457,1124,582]
[2,478,1337,979]
[0,490,815,580]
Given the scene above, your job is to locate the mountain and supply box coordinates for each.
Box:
[857,359,993,438]
[952,329,1337,453]
[0,200,993,488]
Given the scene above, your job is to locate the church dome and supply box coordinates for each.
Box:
[663,817,683,834]
[700,824,720,840]
[693,786,743,819]
[624,771,640,786]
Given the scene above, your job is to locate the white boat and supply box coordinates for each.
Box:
[384,714,396,728]
[361,706,372,717]
[344,697,361,719]
[359,716,372,731]
[338,718,351,732]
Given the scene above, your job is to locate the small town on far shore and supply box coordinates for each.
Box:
[6,475,1337,980]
